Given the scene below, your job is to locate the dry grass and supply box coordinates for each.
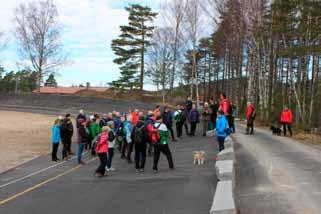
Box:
[0,111,57,173]
[293,132,321,145]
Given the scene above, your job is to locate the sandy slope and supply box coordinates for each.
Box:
[0,111,56,173]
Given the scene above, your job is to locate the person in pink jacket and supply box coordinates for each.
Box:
[95,126,109,177]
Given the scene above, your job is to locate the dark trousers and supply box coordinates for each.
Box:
[135,143,147,169]
[62,141,68,159]
[96,153,107,175]
[246,118,254,134]
[190,122,197,136]
[282,123,293,137]
[167,125,176,140]
[121,139,133,161]
[107,148,114,168]
[184,121,189,135]
[52,143,59,161]
[217,136,225,152]
[227,116,235,133]
[176,122,183,138]
[66,137,72,154]
[203,120,210,135]
[153,144,174,171]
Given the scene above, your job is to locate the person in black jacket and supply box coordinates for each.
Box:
[77,118,90,165]
[209,98,219,129]
[76,110,86,128]
[162,106,177,142]
[60,114,74,160]
[133,117,149,172]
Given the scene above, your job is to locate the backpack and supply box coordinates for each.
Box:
[150,123,161,145]
[173,110,182,122]
[134,126,145,143]
[91,133,102,155]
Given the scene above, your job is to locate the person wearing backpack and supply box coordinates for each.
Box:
[152,116,174,173]
[246,102,255,135]
[216,111,229,151]
[145,111,156,157]
[106,121,116,171]
[95,126,109,177]
[162,106,177,142]
[133,116,148,173]
[51,119,61,162]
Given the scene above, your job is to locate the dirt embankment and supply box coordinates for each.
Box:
[0,111,57,173]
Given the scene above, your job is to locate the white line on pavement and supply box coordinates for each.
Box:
[0,151,89,189]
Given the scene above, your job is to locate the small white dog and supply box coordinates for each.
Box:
[193,151,205,165]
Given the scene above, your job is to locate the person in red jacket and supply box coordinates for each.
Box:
[219,93,231,116]
[246,102,255,135]
[95,126,109,177]
[280,106,293,137]
[132,109,139,127]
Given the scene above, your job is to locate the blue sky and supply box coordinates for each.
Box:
[0,0,164,89]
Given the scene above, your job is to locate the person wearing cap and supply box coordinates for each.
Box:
[152,116,174,173]
[77,118,90,165]
[51,119,61,162]
[216,111,229,151]
[106,121,116,171]
[76,110,86,128]
[60,114,74,160]
[95,126,110,177]
[133,116,148,173]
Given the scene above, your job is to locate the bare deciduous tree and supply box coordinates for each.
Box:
[162,0,187,90]
[147,27,173,104]
[13,0,67,92]
[184,0,204,108]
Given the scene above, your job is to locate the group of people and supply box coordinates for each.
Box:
[50,93,294,177]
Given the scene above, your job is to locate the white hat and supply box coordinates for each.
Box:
[58,116,64,120]
[89,115,95,120]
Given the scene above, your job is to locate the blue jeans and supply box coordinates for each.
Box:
[107,148,114,168]
[217,136,225,152]
[77,143,85,163]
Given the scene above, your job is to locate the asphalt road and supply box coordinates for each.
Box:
[234,124,321,214]
[0,131,218,214]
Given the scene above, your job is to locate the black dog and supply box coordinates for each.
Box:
[270,126,282,136]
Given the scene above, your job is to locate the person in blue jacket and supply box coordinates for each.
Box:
[51,118,61,162]
[216,111,229,151]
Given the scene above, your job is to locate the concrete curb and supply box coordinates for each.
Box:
[210,180,236,214]
[210,135,236,214]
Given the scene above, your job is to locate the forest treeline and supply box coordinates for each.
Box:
[110,0,321,130]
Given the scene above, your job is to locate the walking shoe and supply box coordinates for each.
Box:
[136,169,140,173]
[106,167,110,172]
[109,167,116,171]
[79,161,86,165]
[139,169,144,173]
[120,156,126,159]
[153,169,158,174]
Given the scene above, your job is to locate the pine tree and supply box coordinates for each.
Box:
[44,74,58,87]
[110,4,157,90]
